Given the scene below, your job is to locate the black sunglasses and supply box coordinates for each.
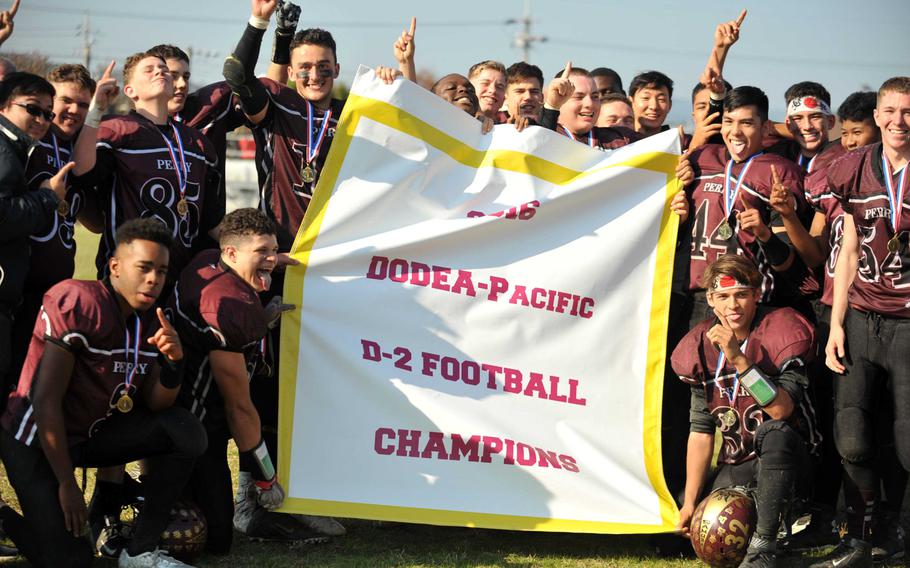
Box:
[12,102,56,121]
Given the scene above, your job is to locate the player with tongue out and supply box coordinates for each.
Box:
[166,208,311,552]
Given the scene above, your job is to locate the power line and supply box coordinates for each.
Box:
[26,5,501,28]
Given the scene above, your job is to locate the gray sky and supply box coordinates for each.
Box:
[9,0,910,125]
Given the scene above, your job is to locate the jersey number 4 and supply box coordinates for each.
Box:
[691,200,738,260]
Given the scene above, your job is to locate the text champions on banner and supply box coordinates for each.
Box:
[278,66,682,533]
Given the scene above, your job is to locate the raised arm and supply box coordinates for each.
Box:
[265,0,300,84]
[72,60,118,176]
[223,0,278,126]
[393,18,417,83]
[0,0,19,48]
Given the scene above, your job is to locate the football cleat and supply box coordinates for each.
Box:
[292,514,346,537]
[93,514,132,558]
[118,547,193,568]
[807,537,872,568]
[243,510,329,544]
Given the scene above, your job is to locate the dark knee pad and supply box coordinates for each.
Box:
[755,420,801,470]
[835,406,875,464]
[158,407,208,459]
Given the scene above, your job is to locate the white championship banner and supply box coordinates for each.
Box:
[278,66,682,533]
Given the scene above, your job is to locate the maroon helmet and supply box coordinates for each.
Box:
[159,501,207,559]
[689,487,757,567]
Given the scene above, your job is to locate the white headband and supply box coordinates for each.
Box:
[711,274,752,291]
[787,96,832,117]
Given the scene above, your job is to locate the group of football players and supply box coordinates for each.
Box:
[0,0,907,567]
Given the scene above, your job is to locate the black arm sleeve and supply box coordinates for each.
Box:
[539,108,559,132]
[223,24,270,116]
[774,361,808,406]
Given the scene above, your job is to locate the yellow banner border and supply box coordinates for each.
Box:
[278,92,682,533]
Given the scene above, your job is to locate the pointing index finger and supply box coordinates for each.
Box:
[156,307,172,330]
[101,60,116,81]
[562,60,572,79]
[8,0,18,18]
[734,9,747,26]
[408,16,416,37]
[714,308,733,330]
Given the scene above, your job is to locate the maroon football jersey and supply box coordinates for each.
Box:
[252,78,345,251]
[177,81,246,211]
[166,249,268,427]
[84,112,221,280]
[804,144,849,306]
[23,132,82,289]
[2,279,162,446]
[672,306,819,465]
[686,144,808,302]
[829,143,910,317]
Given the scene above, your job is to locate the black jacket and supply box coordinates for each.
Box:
[0,114,59,310]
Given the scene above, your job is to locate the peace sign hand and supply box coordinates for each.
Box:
[148,308,183,362]
[768,164,796,218]
[0,0,19,46]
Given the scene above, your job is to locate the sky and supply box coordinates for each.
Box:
[7,0,910,126]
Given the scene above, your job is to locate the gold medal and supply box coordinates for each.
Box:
[57,199,70,217]
[301,165,316,184]
[721,409,737,428]
[176,198,189,218]
[717,220,734,241]
[888,236,900,253]
[116,394,134,413]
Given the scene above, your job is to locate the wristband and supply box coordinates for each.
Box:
[157,353,185,388]
[248,15,270,30]
[740,365,778,406]
[242,438,276,483]
[760,232,791,266]
[84,105,103,129]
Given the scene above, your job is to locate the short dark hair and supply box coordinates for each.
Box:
[591,67,623,93]
[290,28,337,64]
[784,81,830,106]
[506,62,543,87]
[47,64,96,94]
[115,218,172,250]
[724,86,769,122]
[837,91,877,123]
[0,72,55,107]
[147,44,190,65]
[219,208,277,247]
[553,66,590,79]
[629,70,673,99]
[691,80,733,103]
[123,51,165,84]
[601,92,632,108]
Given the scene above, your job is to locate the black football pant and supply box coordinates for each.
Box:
[836,307,910,540]
[0,406,206,567]
[184,425,234,554]
[808,301,841,510]
[709,420,811,540]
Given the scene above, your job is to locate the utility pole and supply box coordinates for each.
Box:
[507,0,546,63]
[77,11,94,71]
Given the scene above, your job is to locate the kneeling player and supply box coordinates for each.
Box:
[674,255,818,568]
[0,219,206,568]
[169,209,320,551]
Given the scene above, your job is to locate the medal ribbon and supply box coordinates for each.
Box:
[714,338,749,406]
[157,123,189,202]
[723,152,762,220]
[558,125,595,147]
[123,314,142,391]
[882,155,908,236]
[304,100,333,165]
[798,153,817,174]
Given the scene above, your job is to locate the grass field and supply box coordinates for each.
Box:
[0,227,839,567]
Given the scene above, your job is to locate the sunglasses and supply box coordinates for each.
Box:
[12,102,56,122]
